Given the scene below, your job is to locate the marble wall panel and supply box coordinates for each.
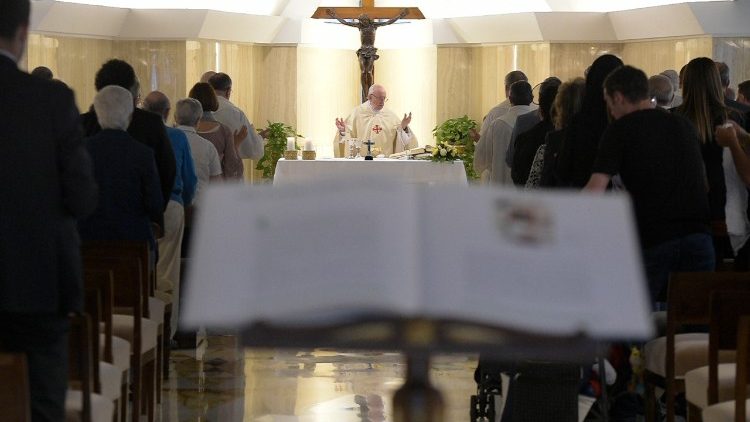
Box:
[115,40,187,116]
[436,47,483,127]
[377,47,438,148]
[550,43,623,82]
[186,40,218,94]
[26,34,114,111]
[296,47,360,158]
[621,37,713,78]
[713,38,750,91]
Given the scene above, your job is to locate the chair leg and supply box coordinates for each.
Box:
[666,381,676,422]
[143,359,156,422]
[156,332,163,404]
[645,381,657,422]
[687,402,703,422]
[163,309,171,380]
[120,373,128,422]
[131,355,141,422]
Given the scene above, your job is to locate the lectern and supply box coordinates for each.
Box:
[182,183,654,421]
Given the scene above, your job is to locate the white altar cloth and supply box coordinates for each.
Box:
[273,158,468,186]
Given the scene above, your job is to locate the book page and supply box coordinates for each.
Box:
[417,187,653,339]
[182,183,420,328]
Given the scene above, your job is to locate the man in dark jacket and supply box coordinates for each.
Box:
[0,1,97,419]
[81,59,175,216]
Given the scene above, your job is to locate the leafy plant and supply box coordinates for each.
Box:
[432,115,479,179]
[255,121,302,180]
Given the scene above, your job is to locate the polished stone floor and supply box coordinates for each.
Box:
[160,334,479,421]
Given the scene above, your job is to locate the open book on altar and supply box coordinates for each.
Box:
[181,183,654,340]
[388,145,434,159]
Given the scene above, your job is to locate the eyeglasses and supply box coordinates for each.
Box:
[369,94,388,102]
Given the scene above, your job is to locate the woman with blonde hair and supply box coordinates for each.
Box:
[188,82,246,180]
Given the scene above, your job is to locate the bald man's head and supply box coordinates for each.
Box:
[200,71,216,83]
[142,91,171,123]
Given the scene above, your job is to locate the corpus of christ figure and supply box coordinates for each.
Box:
[312,1,425,103]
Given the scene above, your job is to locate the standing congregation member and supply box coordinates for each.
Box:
[142,91,198,328]
[0,1,97,419]
[81,59,175,212]
[584,65,713,308]
[175,98,223,199]
[208,72,265,161]
[474,81,535,185]
[333,83,417,157]
[480,70,530,136]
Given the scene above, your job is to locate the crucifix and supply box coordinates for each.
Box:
[312,0,425,103]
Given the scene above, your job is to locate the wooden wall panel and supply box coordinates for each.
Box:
[437,47,483,127]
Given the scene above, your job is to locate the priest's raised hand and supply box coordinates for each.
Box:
[401,112,412,131]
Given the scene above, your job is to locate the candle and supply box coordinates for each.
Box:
[286,137,295,151]
[304,140,314,151]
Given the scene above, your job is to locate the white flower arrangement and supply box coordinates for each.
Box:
[430,141,462,162]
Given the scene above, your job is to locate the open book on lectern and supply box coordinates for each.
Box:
[182,182,653,340]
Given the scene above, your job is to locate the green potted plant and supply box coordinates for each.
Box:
[255,121,302,180]
[432,115,479,179]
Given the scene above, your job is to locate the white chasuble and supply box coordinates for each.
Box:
[334,102,417,157]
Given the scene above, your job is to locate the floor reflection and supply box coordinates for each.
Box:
[161,336,477,421]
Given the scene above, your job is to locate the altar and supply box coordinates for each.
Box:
[273,158,468,186]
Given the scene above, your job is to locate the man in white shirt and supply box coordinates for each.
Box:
[208,72,265,160]
[334,83,417,157]
[479,70,530,137]
[474,81,535,185]
[175,98,222,199]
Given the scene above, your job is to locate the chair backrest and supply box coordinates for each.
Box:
[0,353,31,422]
[708,290,750,404]
[732,316,750,422]
[665,272,750,385]
[83,269,114,364]
[83,290,102,395]
[83,255,143,357]
[82,240,153,315]
[68,313,93,422]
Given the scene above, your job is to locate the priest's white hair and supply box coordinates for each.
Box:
[93,85,133,131]
[368,84,385,95]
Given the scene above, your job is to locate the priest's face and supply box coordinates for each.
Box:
[368,88,387,111]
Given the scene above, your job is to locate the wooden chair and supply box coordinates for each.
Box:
[643,272,750,422]
[0,353,31,422]
[83,255,157,422]
[66,313,114,422]
[83,240,168,404]
[684,290,750,420]
[700,316,750,421]
[84,270,126,422]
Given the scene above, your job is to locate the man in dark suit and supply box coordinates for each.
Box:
[81,59,175,217]
[0,1,97,420]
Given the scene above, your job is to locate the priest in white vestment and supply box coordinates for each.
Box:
[474,81,535,185]
[334,84,417,157]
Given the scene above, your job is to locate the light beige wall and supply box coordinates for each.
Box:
[621,37,713,77]
[185,40,218,92]
[26,34,114,111]
[550,43,623,82]
[713,38,750,91]
[377,47,438,148]
[437,47,483,127]
[297,46,360,158]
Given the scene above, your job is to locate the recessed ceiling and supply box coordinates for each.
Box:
[50,0,732,18]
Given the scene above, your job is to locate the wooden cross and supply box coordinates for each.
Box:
[312,0,425,102]
[311,0,424,20]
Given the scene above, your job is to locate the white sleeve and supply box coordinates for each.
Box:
[238,112,265,160]
[474,120,494,173]
[209,147,223,176]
